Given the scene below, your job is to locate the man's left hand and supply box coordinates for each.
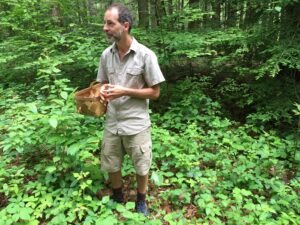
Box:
[101,84,126,101]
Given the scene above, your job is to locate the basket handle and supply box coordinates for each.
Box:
[90,81,101,87]
[89,81,107,105]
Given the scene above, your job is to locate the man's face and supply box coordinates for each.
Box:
[103,8,124,43]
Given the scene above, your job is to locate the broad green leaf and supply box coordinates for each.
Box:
[16,147,24,153]
[53,67,61,73]
[51,213,66,224]
[45,166,56,173]
[205,207,212,216]
[19,207,33,220]
[3,183,8,191]
[84,196,92,201]
[240,189,252,196]
[125,202,135,210]
[244,202,256,211]
[164,171,174,177]
[68,144,80,155]
[96,216,118,225]
[3,144,12,152]
[66,212,76,223]
[275,6,281,12]
[41,85,49,90]
[26,220,39,225]
[60,91,68,100]
[6,204,18,214]
[12,214,20,222]
[53,156,60,163]
[101,196,110,204]
[28,103,38,113]
[122,211,135,219]
[49,118,58,129]
[51,99,65,106]
[151,171,164,186]
[116,204,126,213]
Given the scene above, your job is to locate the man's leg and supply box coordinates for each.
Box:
[135,174,149,215]
[136,174,148,194]
[136,174,149,215]
[109,171,124,203]
[123,128,152,215]
[109,171,123,189]
[100,129,124,203]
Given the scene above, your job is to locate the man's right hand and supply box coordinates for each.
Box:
[100,84,109,102]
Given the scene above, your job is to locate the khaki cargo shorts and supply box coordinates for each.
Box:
[100,127,152,176]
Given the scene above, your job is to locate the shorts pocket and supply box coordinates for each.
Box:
[132,144,152,176]
[101,142,123,173]
[140,145,151,154]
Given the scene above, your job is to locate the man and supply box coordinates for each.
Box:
[96,3,165,216]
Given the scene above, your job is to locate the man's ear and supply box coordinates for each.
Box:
[123,22,130,31]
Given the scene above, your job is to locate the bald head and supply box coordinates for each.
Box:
[107,3,133,33]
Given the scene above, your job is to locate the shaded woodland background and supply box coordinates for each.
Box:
[0,0,300,224]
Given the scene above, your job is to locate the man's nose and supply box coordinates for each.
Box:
[103,23,108,32]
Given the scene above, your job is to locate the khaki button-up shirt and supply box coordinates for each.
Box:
[96,38,165,135]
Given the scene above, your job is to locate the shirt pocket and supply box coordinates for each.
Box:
[127,67,144,76]
[126,67,144,88]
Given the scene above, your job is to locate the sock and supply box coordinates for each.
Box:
[137,191,146,202]
[112,187,124,203]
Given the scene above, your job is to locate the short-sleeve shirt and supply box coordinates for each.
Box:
[96,38,165,135]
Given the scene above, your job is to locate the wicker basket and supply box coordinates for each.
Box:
[74,82,107,117]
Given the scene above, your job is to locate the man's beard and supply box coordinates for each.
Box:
[106,29,123,43]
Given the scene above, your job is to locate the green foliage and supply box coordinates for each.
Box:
[1,76,300,224]
[0,26,107,87]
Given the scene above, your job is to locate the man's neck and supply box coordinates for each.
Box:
[116,35,133,55]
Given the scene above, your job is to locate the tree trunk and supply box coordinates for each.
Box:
[225,0,238,27]
[167,0,173,15]
[161,0,167,18]
[212,1,221,28]
[82,0,88,24]
[157,0,167,26]
[202,0,209,28]
[138,0,149,28]
[51,3,63,26]
[244,1,263,27]
[86,0,96,19]
[239,1,246,28]
[150,0,157,28]
[76,0,83,24]
[188,0,200,30]
[280,1,300,39]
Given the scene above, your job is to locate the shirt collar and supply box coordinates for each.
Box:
[129,37,139,52]
[110,37,138,54]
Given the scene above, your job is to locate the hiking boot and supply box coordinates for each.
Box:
[135,200,148,216]
[111,187,124,203]
[111,193,124,203]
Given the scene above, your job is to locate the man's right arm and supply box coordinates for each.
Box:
[96,53,109,101]
[96,53,108,83]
